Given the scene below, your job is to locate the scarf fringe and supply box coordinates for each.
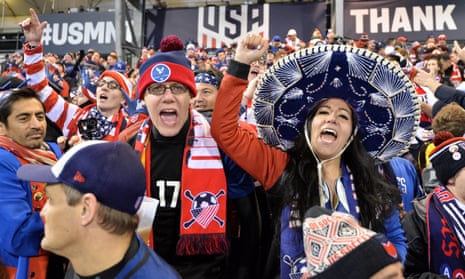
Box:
[176,233,229,255]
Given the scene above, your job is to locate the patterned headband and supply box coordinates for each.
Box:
[195,72,219,88]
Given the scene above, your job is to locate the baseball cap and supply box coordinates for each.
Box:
[287,29,297,36]
[397,36,407,42]
[17,141,146,215]
[272,35,281,42]
[186,43,196,51]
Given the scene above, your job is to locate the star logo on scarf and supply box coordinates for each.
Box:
[73,171,86,183]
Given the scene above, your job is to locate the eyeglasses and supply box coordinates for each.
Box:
[97,79,121,90]
[146,83,188,96]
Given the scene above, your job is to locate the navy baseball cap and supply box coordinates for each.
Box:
[17,141,146,215]
[272,35,281,42]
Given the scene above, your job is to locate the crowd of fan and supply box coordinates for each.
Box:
[2,27,462,102]
[2,13,465,277]
[2,27,464,189]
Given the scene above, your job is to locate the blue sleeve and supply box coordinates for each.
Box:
[0,150,44,265]
[48,142,63,159]
[433,85,465,115]
[402,158,424,199]
[390,157,424,212]
[383,209,407,263]
[220,151,256,199]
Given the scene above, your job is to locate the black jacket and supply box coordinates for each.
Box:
[402,195,448,279]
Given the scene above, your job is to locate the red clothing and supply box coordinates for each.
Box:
[24,44,133,141]
[211,72,289,190]
[449,63,463,87]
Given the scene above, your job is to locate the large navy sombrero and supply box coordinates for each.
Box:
[253,45,420,162]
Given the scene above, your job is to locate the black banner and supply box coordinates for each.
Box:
[41,12,117,55]
[37,0,465,56]
[344,0,463,42]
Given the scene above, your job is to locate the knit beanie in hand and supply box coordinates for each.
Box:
[303,206,401,279]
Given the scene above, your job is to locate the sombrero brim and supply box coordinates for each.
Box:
[253,45,420,162]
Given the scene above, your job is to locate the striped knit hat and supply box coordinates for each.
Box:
[99,70,133,98]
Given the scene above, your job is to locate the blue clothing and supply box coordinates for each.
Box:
[65,236,181,279]
[202,111,256,199]
[221,151,256,199]
[0,142,62,268]
[432,84,465,116]
[279,206,407,279]
[113,236,181,279]
[279,165,408,279]
[389,157,424,211]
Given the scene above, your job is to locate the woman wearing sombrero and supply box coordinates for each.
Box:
[211,34,421,278]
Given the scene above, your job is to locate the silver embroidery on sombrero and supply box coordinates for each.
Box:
[253,44,420,162]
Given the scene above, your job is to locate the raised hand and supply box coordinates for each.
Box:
[18,8,48,46]
[234,34,269,65]
[453,40,465,63]
[413,66,441,93]
[121,87,148,116]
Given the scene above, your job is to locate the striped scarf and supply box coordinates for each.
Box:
[134,109,228,255]
[428,186,465,276]
[0,136,57,165]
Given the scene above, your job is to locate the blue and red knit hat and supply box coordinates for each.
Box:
[429,131,465,185]
[137,35,196,99]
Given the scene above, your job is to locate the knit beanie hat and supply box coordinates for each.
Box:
[429,131,465,185]
[303,206,401,278]
[137,35,196,99]
[411,41,421,50]
[360,32,369,41]
[311,28,322,40]
[99,70,133,98]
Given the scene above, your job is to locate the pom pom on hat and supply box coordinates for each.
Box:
[430,131,465,185]
[433,131,455,146]
[160,35,184,51]
[137,35,195,99]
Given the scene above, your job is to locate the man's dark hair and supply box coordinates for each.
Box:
[438,53,450,61]
[0,87,45,126]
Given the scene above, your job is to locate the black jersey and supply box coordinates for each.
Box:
[147,119,226,279]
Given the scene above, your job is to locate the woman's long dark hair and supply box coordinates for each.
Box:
[270,99,401,233]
